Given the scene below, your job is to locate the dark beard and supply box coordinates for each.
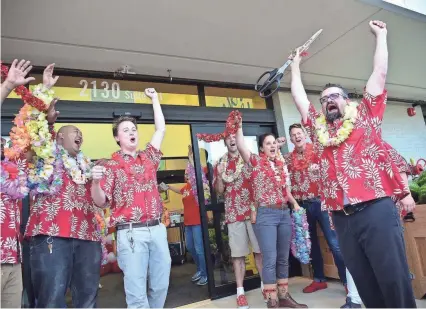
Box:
[325,110,342,122]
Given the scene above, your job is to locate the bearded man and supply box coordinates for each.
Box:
[290,20,416,308]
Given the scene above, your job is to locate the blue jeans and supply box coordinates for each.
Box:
[117,223,171,308]
[254,207,292,284]
[30,235,101,308]
[185,225,207,277]
[301,198,346,284]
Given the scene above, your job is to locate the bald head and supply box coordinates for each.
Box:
[57,125,83,157]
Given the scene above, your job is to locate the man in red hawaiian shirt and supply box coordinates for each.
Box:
[91,88,170,308]
[213,133,263,309]
[284,123,347,294]
[290,20,416,308]
[25,66,102,308]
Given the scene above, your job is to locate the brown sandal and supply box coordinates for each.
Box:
[277,283,308,308]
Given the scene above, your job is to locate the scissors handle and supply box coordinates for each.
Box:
[255,69,283,98]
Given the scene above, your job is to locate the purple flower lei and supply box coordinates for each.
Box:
[28,144,64,195]
[291,208,311,264]
[0,161,29,199]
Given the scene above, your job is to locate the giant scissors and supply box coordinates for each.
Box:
[255,29,323,98]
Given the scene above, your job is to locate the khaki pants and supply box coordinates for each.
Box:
[1,264,22,308]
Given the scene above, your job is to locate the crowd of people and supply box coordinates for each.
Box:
[0,19,418,309]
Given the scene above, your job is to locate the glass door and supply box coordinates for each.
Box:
[190,123,274,299]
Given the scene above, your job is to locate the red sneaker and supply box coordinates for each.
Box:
[236,294,249,309]
[302,281,328,293]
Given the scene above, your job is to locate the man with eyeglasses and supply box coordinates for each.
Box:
[289,20,416,308]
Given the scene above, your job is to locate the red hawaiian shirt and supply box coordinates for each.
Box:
[1,159,27,264]
[303,89,409,211]
[249,153,289,206]
[284,144,320,201]
[213,153,253,224]
[25,172,100,241]
[101,144,163,226]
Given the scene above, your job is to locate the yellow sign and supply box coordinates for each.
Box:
[245,247,259,275]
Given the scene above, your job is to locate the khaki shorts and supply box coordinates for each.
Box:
[1,264,22,308]
[228,220,261,257]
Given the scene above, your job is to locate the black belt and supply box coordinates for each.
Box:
[333,202,369,216]
[116,219,160,230]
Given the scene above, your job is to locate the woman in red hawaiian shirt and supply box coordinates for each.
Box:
[234,117,307,309]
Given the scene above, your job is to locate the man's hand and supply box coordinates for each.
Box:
[43,63,59,90]
[145,88,159,100]
[400,194,416,213]
[159,182,169,192]
[91,165,106,184]
[4,59,35,89]
[369,20,387,37]
[290,47,302,68]
[47,98,60,124]
[293,203,301,211]
[276,137,286,148]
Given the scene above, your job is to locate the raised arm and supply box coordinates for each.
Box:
[1,59,35,106]
[235,119,251,163]
[290,49,310,123]
[167,184,183,195]
[366,21,388,96]
[145,88,166,150]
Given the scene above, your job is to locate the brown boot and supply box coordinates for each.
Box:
[264,288,279,308]
[278,292,308,308]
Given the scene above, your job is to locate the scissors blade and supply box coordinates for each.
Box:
[298,29,323,54]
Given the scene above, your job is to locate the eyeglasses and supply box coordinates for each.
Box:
[319,93,347,104]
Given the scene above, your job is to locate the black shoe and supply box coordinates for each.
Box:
[340,297,361,308]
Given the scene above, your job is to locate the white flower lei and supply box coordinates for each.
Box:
[220,153,244,183]
[315,101,359,147]
[59,146,92,184]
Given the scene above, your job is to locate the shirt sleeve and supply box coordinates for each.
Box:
[248,153,261,168]
[143,143,163,170]
[301,103,319,143]
[383,141,409,173]
[361,88,388,121]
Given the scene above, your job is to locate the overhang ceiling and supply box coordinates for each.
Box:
[1,0,426,100]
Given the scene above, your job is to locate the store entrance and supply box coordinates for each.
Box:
[190,124,273,299]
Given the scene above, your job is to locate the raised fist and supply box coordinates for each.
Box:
[276,137,286,148]
[145,88,158,100]
[369,20,387,36]
[92,165,106,183]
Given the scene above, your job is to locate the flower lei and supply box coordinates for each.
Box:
[60,146,92,185]
[27,144,63,195]
[197,110,242,142]
[291,143,315,171]
[259,152,287,189]
[95,212,109,265]
[315,101,358,147]
[219,153,244,183]
[0,161,29,199]
[291,207,311,264]
[1,64,56,183]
